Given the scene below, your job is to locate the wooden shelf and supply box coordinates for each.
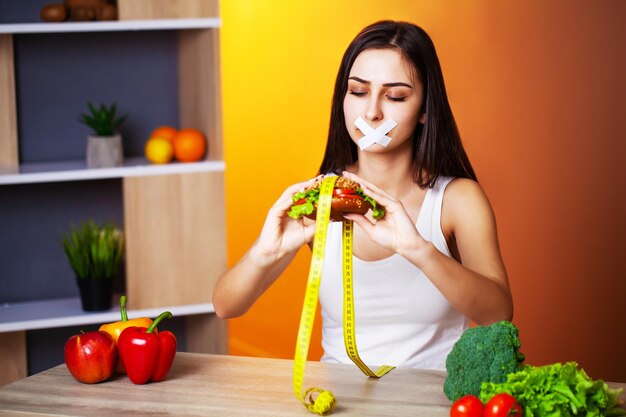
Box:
[0,18,221,34]
[0,157,225,185]
[0,296,215,333]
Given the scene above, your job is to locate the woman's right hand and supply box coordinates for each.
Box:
[250,176,322,267]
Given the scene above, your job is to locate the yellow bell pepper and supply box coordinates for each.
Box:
[99,295,153,372]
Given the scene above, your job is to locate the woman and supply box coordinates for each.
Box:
[213,20,513,370]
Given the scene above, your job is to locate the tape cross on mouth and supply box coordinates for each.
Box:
[355,117,398,150]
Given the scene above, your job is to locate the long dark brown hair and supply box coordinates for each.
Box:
[318,20,477,188]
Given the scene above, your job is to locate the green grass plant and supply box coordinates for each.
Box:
[62,221,124,280]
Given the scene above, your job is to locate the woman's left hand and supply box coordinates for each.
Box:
[341,171,426,256]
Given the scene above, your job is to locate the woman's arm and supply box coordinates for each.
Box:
[212,178,320,319]
[410,178,512,324]
[212,242,299,319]
[343,172,513,325]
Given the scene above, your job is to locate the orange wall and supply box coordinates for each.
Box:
[220,1,626,381]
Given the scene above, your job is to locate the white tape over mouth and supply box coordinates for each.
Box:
[355,117,398,150]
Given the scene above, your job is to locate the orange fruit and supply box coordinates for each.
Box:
[173,128,206,162]
[145,137,174,164]
[150,125,178,143]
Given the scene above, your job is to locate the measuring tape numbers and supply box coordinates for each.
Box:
[342,219,395,378]
[293,176,394,415]
[293,176,337,415]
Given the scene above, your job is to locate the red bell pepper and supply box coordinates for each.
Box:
[117,311,177,384]
[99,295,153,373]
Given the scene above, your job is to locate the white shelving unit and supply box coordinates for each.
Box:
[0,158,225,185]
[0,297,215,333]
[0,1,227,386]
[0,17,226,187]
[0,15,226,186]
[0,18,220,34]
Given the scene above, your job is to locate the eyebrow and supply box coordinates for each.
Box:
[348,76,413,89]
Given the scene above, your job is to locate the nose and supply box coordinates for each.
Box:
[364,96,383,122]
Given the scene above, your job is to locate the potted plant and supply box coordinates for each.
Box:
[79,101,127,168]
[62,221,124,311]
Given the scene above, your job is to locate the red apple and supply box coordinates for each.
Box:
[64,330,118,384]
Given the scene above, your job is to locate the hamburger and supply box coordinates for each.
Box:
[288,176,385,222]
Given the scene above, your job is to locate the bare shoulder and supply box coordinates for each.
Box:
[444,178,490,206]
[441,178,496,235]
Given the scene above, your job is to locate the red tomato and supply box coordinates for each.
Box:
[333,188,356,196]
[450,395,484,417]
[334,190,363,200]
[294,198,307,205]
[484,393,522,417]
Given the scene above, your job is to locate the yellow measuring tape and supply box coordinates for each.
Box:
[293,176,394,415]
[342,219,395,378]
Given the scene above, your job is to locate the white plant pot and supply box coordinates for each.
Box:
[87,134,123,168]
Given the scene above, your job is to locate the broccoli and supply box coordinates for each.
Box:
[443,320,525,402]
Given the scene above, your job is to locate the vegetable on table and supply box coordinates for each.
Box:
[480,362,625,417]
[118,311,177,385]
[99,295,153,342]
[99,295,153,373]
[444,321,525,402]
[484,393,522,417]
[451,395,484,417]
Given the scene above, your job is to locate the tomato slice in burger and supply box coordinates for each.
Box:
[294,198,307,205]
[333,188,355,196]
[334,189,363,200]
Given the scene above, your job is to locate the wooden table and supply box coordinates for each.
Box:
[0,353,624,417]
[0,352,452,416]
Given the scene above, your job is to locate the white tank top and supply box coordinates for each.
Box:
[318,176,468,370]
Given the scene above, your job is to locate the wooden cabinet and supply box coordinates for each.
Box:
[0,34,18,168]
[0,0,227,386]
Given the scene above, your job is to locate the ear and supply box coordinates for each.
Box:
[419,112,427,124]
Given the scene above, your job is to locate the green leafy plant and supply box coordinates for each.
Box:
[79,101,127,136]
[62,221,124,280]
